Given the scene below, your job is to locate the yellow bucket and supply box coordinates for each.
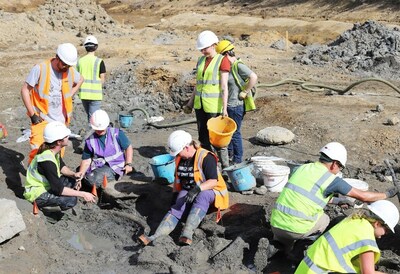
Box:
[207,116,237,148]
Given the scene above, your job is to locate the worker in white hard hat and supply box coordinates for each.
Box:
[77,35,106,123]
[296,200,399,273]
[77,109,134,189]
[183,30,231,171]
[138,130,229,246]
[21,43,84,164]
[24,121,96,214]
[270,142,400,262]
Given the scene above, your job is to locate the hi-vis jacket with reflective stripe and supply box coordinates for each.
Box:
[231,59,256,112]
[24,150,61,202]
[194,54,224,113]
[77,55,103,100]
[174,148,229,210]
[295,218,380,273]
[270,162,336,234]
[30,59,75,124]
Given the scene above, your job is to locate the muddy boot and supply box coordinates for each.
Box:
[217,147,230,181]
[138,212,179,246]
[179,207,206,246]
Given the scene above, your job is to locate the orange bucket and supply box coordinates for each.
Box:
[207,116,237,148]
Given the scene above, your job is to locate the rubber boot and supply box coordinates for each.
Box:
[217,147,230,181]
[138,212,179,246]
[179,207,206,246]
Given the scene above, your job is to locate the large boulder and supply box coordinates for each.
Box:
[0,199,26,243]
[256,126,295,145]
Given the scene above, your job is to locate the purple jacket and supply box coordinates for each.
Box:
[85,127,125,176]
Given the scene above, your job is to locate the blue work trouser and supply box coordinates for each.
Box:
[227,105,245,164]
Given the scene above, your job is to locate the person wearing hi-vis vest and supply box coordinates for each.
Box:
[21,43,84,164]
[77,109,134,189]
[24,122,96,212]
[270,142,400,260]
[295,200,399,274]
[138,130,229,246]
[77,35,106,123]
[183,30,231,171]
[215,39,257,165]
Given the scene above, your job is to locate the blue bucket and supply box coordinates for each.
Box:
[224,161,256,191]
[149,154,176,184]
[119,113,134,128]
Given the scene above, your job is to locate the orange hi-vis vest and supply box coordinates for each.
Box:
[30,59,75,124]
[174,148,229,210]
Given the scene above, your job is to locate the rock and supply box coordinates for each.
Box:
[386,116,399,125]
[256,126,295,145]
[254,185,268,195]
[0,199,26,244]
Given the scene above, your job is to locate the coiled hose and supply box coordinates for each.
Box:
[130,77,400,128]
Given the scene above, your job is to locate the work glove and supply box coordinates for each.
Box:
[239,91,248,100]
[171,192,179,206]
[30,113,43,125]
[385,186,400,198]
[185,185,201,203]
[331,197,354,207]
[183,105,192,114]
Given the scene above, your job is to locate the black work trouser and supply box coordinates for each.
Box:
[35,176,77,211]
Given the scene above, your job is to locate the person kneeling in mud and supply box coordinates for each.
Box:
[139,130,229,246]
[77,109,134,189]
[24,122,96,211]
[295,200,399,273]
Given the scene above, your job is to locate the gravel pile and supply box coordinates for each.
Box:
[294,20,400,80]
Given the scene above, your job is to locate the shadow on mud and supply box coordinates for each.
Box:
[0,145,26,198]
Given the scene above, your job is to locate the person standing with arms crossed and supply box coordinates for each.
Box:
[216,39,258,165]
[21,43,84,164]
[184,30,231,171]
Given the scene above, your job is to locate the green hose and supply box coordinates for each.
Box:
[130,77,400,128]
[255,77,400,96]
[129,107,196,129]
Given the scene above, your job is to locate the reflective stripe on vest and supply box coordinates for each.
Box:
[86,128,125,176]
[271,162,335,233]
[24,150,61,202]
[77,55,103,100]
[297,218,380,274]
[174,147,229,210]
[32,60,74,124]
[194,54,224,113]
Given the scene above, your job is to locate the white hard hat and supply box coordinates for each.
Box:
[56,43,78,66]
[84,35,98,45]
[44,121,71,143]
[196,30,219,50]
[168,130,192,156]
[320,142,347,167]
[90,109,110,130]
[367,200,399,233]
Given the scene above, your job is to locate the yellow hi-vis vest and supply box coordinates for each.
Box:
[77,54,103,100]
[174,148,229,210]
[30,59,75,124]
[295,218,380,274]
[270,162,335,234]
[231,59,256,112]
[194,54,224,113]
[24,150,61,202]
